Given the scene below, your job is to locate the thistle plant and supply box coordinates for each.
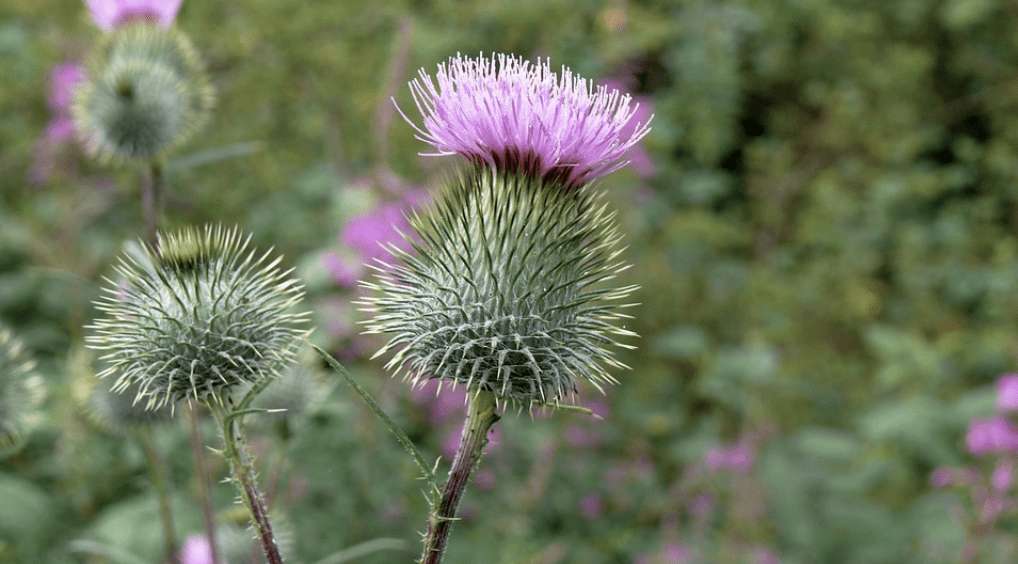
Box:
[73,23,213,164]
[86,225,309,564]
[0,327,44,453]
[362,53,649,563]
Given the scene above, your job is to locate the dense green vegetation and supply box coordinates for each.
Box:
[4,0,1018,562]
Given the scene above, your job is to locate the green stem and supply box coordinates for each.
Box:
[212,404,284,564]
[142,161,163,247]
[420,391,500,564]
[137,429,178,564]
[313,345,436,487]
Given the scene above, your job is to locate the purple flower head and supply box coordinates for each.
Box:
[48,63,86,113]
[930,467,955,488]
[966,416,1018,456]
[398,53,652,187]
[341,202,413,264]
[179,535,213,564]
[85,0,182,31]
[998,373,1018,412]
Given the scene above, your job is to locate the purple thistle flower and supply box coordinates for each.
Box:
[992,460,1014,492]
[398,53,652,187]
[998,373,1018,412]
[579,494,604,520]
[966,416,1018,456]
[342,202,414,264]
[85,0,182,31]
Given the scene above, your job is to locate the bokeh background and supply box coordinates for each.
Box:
[4,0,1018,562]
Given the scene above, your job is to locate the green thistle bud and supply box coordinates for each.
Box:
[69,347,171,433]
[86,225,310,411]
[361,168,638,408]
[73,24,214,162]
[0,328,44,450]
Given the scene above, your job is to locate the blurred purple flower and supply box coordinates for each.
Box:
[32,62,86,184]
[753,548,781,564]
[704,441,755,473]
[48,63,86,113]
[998,374,1018,412]
[966,417,1018,456]
[411,379,467,425]
[992,460,1014,492]
[399,53,652,187]
[474,468,496,491]
[564,424,602,448]
[930,467,955,488]
[338,190,427,282]
[322,251,363,287]
[86,0,182,31]
[179,535,213,564]
[689,493,715,520]
[579,494,604,520]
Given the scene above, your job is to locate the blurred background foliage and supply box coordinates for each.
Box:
[3,0,1018,562]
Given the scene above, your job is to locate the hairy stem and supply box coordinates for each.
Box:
[214,405,284,564]
[142,161,163,247]
[187,404,220,564]
[420,391,500,564]
[137,429,178,564]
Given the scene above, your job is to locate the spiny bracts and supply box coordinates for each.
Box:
[360,167,639,408]
[86,225,309,410]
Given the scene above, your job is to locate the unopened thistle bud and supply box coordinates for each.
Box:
[86,226,310,410]
[73,23,214,162]
[0,328,44,449]
[364,54,646,409]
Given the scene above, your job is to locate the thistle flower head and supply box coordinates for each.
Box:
[86,0,182,31]
[73,24,213,162]
[86,226,310,410]
[0,328,44,449]
[361,168,638,408]
[399,53,652,187]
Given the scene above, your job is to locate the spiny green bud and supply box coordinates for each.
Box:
[0,328,44,450]
[360,168,638,409]
[86,225,310,411]
[69,347,171,433]
[73,24,214,162]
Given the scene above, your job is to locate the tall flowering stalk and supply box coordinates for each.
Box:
[74,2,221,560]
[364,53,650,563]
[87,226,309,564]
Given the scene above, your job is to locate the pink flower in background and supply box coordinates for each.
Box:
[752,548,781,564]
[32,62,86,184]
[342,202,413,264]
[992,460,1014,492]
[998,374,1018,412]
[966,417,1018,456]
[179,535,213,564]
[322,251,363,287]
[48,63,85,114]
[400,53,652,186]
[411,379,468,425]
[704,442,755,473]
[930,467,955,488]
[86,0,182,31]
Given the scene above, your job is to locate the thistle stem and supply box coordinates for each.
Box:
[213,405,284,564]
[420,391,500,564]
[187,405,220,564]
[142,161,163,247]
[137,428,178,564]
